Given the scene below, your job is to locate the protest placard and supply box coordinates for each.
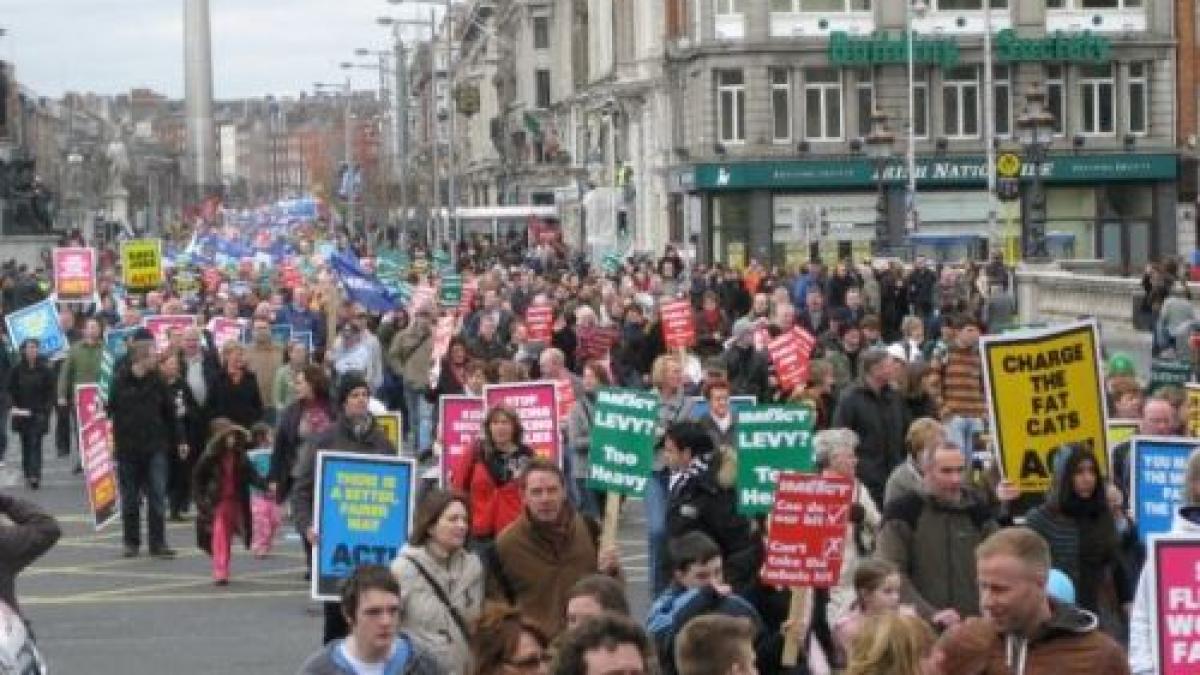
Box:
[311,452,415,601]
[1148,535,1200,675]
[6,298,69,359]
[661,300,696,350]
[1108,419,1138,450]
[143,315,196,353]
[525,305,554,343]
[53,247,96,301]
[980,320,1108,494]
[768,331,809,393]
[1151,359,1193,393]
[555,378,576,424]
[78,417,119,530]
[374,413,403,454]
[1131,436,1200,542]
[270,324,293,348]
[761,471,854,588]
[587,388,657,498]
[735,405,815,515]
[74,384,106,431]
[121,239,164,290]
[791,327,817,357]
[439,396,484,486]
[209,318,243,351]
[1188,385,1200,438]
[439,274,463,309]
[485,382,560,464]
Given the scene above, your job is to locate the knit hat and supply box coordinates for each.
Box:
[337,373,371,407]
[1106,352,1135,377]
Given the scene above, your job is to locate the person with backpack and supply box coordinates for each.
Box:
[450,406,534,547]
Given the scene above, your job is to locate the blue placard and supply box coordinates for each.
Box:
[686,395,758,421]
[105,327,138,360]
[311,451,415,601]
[291,331,314,352]
[6,298,68,359]
[271,324,293,348]
[1131,436,1200,542]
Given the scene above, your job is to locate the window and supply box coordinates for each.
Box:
[1080,64,1115,135]
[770,68,792,142]
[804,68,843,140]
[993,65,1011,137]
[942,66,979,138]
[933,0,1008,8]
[716,0,743,14]
[912,67,929,138]
[1050,0,1142,7]
[535,69,551,109]
[1045,65,1065,135]
[1128,62,1148,135]
[793,0,871,9]
[855,69,874,136]
[533,17,550,50]
[717,69,746,143]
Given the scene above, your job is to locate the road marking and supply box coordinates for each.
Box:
[23,588,304,606]
[21,567,308,606]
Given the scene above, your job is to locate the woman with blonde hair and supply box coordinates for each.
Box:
[845,612,935,675]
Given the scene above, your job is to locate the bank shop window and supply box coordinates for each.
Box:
[771,68,793,143]
[805,68,843,141]
[856,69,875,136]
[942,66,980,138]
[1080,63,1115,135]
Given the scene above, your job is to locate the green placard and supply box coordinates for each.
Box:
[602,253,623,275]
[439,274,463,308]
[1150,359,1192,393]
[587,388,659,497]
[735,405,815,515]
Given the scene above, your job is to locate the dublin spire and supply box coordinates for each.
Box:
[183,0,218,200]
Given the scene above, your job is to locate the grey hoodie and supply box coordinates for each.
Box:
[296,634,442,675]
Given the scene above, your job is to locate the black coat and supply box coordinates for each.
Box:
[108,365,177,459]
[206,370,264,429]
[7,359,53,434]
[291,414,396,535]
[667,453,756,584]
[831,383,911,506]
[270,398,337,503]
[165,378,206,457]
[718,345,771,402]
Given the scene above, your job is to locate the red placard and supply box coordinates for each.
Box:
[661,300,696,350]
[74,384,106,430]
[439,396,484,487]
[53,247,96,301]
[79,418,119,530]
[526,305,554,344]
[555,378,576,423]
[768,332,809,393]
[761,472,854,588]
[485,382,561,465]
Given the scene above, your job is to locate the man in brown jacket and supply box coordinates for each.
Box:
[976,527,1130,675]
[489,459,621,639]
[243,317,283,423]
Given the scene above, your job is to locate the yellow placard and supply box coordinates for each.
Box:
[121,239,163,290]
[1107,420,1139,451]
[1187,385,1200,438]
[982,321,1108,494]
[374,413,404,455]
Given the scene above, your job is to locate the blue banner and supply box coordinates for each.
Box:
[330,252,398,314]
[1131,436,1200,542]
[6,298,68,359]
[311,451,415,601]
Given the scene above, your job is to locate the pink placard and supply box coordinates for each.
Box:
[439,396,484,487]
[485,381,561,465]
[53,247,96,301]
[209,317,243,351]
[143,315,197,353]
[1153,537,1200,674]
[74,383,106,430]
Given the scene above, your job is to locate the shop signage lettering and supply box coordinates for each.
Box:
[828,30,1111,69]
[995,29,1110,64]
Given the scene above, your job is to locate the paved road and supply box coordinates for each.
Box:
[7,449,651,675]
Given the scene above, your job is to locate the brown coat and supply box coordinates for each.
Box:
[490,509,601,639]
[244,342,283,408]
[983,601,1130,675]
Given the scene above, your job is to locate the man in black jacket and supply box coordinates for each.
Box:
[108,338,180,558]
[717,319,769,403]
[831,348,911,507]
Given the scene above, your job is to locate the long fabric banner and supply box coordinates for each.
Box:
[980,320,1108,494]
[311,452,415,601]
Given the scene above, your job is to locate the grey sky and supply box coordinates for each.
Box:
[0,0,445,100]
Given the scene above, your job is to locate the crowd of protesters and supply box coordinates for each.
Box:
[0,225,1194,675]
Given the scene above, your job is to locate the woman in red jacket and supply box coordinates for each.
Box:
[451,406,534,545]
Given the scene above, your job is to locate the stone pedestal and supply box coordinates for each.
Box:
[0,234,60,270]
[105,187,129,228]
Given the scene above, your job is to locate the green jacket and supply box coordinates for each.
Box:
[57,342,103,402]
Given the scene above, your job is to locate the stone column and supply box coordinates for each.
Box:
[184,0,219,201]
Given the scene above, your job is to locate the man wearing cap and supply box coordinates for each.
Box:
[717,318,769,402]
[293,373,397,645]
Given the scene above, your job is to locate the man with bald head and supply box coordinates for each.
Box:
[1111,395,1178,505]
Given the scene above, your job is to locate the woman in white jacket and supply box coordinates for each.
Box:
[1129,447,1200,675]
[392,489,484,674]
[814,429,883,634]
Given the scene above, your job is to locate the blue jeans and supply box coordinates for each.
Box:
[946,416,985,467]
[118,451,169,550]
[645,469,670,595]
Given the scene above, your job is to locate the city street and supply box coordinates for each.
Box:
[10,449,651,675]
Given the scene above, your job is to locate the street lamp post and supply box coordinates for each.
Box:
[1016,83,1055,263]
[906,1,927,233]
[865,110,896,257]
[316,78,355,237]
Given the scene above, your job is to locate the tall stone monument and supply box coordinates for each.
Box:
[184,0,219,201]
